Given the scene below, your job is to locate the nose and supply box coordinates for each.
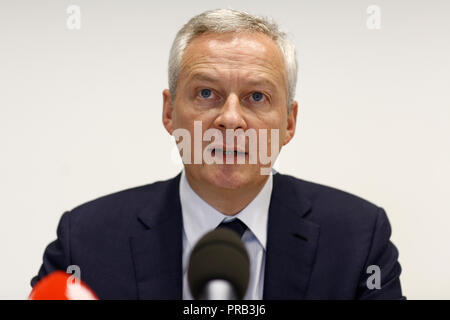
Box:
[213,94,247,131]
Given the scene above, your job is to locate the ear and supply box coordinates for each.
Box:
[162,89,174,135]
[283,100,298,146]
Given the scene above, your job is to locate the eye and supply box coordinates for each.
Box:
[200,88,213,99]
[250,92,265,102]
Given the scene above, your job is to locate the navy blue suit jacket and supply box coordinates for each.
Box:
[31,172,404,299]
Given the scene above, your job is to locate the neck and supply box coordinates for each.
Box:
[185,171,269,216]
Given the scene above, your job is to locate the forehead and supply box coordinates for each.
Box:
[180,32,286,83]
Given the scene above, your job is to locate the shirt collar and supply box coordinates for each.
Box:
[179,170,273,250]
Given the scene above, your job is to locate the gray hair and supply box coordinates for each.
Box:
[168,8,298,109]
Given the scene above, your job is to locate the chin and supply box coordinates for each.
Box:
[205,165,253,190]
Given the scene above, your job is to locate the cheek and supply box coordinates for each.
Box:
[265,114,288,146]
[279,119,290,145]
[260,110,286,132]
[171,103,195,128]
[172,107,217,140]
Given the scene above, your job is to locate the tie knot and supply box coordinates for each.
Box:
[216,218,248,238]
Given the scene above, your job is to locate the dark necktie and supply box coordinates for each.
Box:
[216,218,248,238]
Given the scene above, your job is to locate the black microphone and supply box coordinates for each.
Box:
[188,228,250,300]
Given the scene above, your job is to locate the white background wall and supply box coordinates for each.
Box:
[1,0,449,299]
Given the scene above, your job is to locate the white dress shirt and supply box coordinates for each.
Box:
[179,170,273,300]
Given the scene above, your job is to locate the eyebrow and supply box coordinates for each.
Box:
[189,73,221,84]
[188,72,278,90]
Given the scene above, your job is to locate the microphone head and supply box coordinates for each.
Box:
[29,271,98,300]
[188,228,250,300]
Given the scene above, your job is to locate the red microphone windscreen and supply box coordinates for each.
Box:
[29,271,98,300]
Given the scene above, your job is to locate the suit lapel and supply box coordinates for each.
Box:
[128,172,320,300]
[263,173,320,299]
[130,174,183,299]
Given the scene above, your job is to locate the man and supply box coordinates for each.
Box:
[31,9,404,299]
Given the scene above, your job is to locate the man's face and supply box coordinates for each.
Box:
[163,31,297,191]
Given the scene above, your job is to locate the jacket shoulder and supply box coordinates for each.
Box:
[67,174,180,230]
[274,172,382,225]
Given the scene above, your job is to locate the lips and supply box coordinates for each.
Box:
[208,145,247,155]
[212,148,247,156]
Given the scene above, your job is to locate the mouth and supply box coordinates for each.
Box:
[211,148,247,156]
